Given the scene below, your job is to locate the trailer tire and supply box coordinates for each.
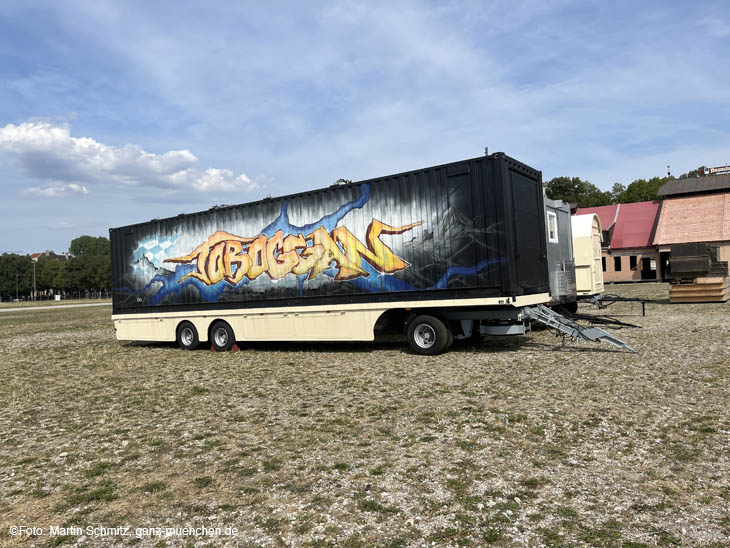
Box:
[444,327,454,352]
[210,321,235,352]
[407,315,450,355]
[177,321,199,351]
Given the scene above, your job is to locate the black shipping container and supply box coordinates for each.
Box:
[110,153,550,315]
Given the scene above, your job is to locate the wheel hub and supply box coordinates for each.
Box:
[214,327,229,347]
[413,324,436,349]
[180,327,194,346]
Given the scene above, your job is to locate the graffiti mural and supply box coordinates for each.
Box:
[113,175,507,308]
[165,219,422,286]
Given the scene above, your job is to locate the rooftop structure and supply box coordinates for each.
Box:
[657,173,730,198]
[654,193,730,245]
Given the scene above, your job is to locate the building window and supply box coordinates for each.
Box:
[630,256,637,270]
[602,256,606,272]
[547,211,558,243]
[614,256,622,271]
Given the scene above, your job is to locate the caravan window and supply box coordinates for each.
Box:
[547,211,558,243]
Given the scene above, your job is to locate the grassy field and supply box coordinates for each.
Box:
[1,283,728,547]
[0,299,111,309]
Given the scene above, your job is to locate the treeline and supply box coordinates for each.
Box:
[545,167,703,208]
[0,236,110,300]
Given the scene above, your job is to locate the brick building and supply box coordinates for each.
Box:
[653,173,730,301]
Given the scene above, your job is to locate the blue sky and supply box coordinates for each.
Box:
[1,0,728,253]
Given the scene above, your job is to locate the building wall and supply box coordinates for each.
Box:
[601,249,661,283]
[717,244,730,263]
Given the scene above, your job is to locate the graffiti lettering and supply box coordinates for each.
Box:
[164,219,422,286]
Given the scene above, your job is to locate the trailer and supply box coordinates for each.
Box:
[544,197,577,311]
[571,213,604,296]
[110,152,634,354]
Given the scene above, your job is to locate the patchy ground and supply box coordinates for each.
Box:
[0,283,728,547]
[0,299,110,309]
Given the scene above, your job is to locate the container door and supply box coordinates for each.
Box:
[592,224,604,291]
[510,171,548,293]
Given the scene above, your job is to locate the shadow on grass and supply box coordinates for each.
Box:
[127,338,406,354]
[123,335,626,355]
[519,340,631,354]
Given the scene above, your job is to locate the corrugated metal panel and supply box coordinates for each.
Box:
[110,154,549,314]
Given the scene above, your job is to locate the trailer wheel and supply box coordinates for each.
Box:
[177,321,199,351]
[444,327,454,352]
[407,315,450,355]
[210,321,235,352]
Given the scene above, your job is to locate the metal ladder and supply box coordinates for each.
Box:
[524,305,637,353]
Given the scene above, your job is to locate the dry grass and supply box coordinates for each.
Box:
[0,299,111,309]
[1,283,729,547]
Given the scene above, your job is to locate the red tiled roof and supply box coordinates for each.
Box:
[653,193,730,245]
[576,201,661,250]
[576,204,619,230]
[610,201,661,249]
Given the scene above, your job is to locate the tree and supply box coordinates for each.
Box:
[65,256,88,292]
[53,262,69,293]
[90,255,111,290]
[69,235,110,257]
[618,177,666,203]
[36,257,64,292]
[63,235,111,295]
[678,166,706,179]
[0,254,33,299]
[545,176,611,208]
[610,183,626,204]
[64,255,111,292]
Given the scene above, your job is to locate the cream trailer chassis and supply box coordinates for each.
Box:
[113,293,550,356]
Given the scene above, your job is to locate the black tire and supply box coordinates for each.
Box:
[177,321,199,351]
[407,315,450,355]
[210,321,235,352]
[444,327,454,352]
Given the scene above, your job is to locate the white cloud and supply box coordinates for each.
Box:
[27,183,88,197]
[168,167,256,192]
[0,121,258,196]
